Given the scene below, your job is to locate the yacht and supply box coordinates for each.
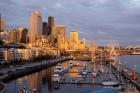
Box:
[101,80,124,91]
[53,74,61,82]
[102,81,118,86]
[54,63,64,73]
[82,68,88,75]
[77,74,83,82]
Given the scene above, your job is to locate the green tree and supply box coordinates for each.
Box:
[0,40,4,45]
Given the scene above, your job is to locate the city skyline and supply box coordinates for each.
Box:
[0,0,140,46]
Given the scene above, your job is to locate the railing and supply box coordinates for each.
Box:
[112,63,140,91]
[0,82,6,93]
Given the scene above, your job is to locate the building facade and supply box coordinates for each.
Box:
[18,27,28,43]
[70,31,79,50]
[42,22,49,36]
[29,11,42,43]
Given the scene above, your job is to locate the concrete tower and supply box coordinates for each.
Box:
[29,11,42,43]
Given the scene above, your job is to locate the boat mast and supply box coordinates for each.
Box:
[91,41,93,63]
[101,50,103,72]
[109,46,113,79]
[117,46,120,79]
[93,36,96,72]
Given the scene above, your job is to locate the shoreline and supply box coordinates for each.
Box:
[0,57,71,92]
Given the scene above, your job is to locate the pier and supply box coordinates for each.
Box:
[112,63,140,91]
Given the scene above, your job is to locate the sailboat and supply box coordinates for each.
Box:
[99,50,104,74]
[91,42,97,78]
[102,47,119,88]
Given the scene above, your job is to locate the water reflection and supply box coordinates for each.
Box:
[6,60,104,93]
[28,73,41,93]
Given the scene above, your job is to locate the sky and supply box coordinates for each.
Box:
[1,0,140,46]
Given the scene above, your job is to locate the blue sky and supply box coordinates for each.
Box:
[1,0,140,46]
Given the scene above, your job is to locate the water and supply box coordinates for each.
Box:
[5,55,140,93]
[120,55,140,73]
[5,60,104,93]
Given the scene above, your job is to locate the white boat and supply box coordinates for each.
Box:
[101,81,123,90]
[82,69,87,75]
[53,74,61,82]
[77,74,83,82]
[54,63,64,73]
[102,81,118,86]
[69,62,73,68]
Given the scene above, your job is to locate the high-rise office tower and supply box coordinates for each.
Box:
[29,11,42,43]
[0,13,1,32]
[42,22,48,36]
[0,14,5,39]
[48,16,54,27]
[18,27,28,43]
[0,20,4,31]
[70,31,79,50]
[48,16,55,36]
[0,14,1,39]
[56,25,65,38]
[8,29,19,43]
[70,31,78,43]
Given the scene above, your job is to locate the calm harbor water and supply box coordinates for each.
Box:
[120,55,140,73]
[5,55,140,93]
[5,60,104,93]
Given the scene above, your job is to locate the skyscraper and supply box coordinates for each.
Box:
[48,16,54,27]
[70,31,79,50]
[42,22,48,36]
[0,20,4,31]
[48,16,55,37]
[18,27,28,43]
[8,29,19,43]
[70,31,78,43]
[0,14,1,39]
[0,14,5,39]
[56,25,65,38]
[29,11,42,43]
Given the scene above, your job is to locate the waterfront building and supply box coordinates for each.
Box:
[3,50,11,62]
[29,11,42,43]
[0,49,5,63]
[0,48,36,62]
[18,27,28,43]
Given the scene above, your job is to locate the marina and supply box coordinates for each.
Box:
[2,55,140,93]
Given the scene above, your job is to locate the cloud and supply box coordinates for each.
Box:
[0,0,140,46]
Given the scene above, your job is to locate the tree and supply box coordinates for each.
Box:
[0,40,4,45]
